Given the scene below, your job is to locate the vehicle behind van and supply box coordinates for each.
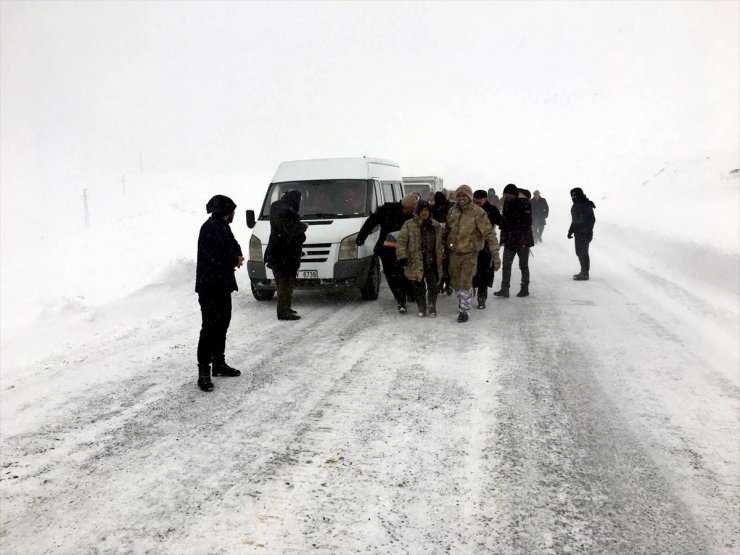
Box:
[402,176,444,199]
[246,157,404,301]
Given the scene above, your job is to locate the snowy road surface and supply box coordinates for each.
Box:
[1,226,738,554]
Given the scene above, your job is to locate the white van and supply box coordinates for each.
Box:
[246,157,404,301]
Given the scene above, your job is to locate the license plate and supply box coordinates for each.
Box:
[298,270,318,279]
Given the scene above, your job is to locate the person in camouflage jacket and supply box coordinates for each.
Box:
[396,200,445,318]
[444,185,501,323]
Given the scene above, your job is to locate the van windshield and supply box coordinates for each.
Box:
[260,179,370,219]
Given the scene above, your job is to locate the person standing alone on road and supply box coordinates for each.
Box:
[495,184,534,298]
[568,187,596,280]
[530,190,549,243]
[195,195,244,392]
[445,185,501,323]
[356,193,416,314]
[265,190,308,320]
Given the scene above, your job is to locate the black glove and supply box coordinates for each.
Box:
[398,258,408,267]
[567,232,573,239]
[355,236,365,246]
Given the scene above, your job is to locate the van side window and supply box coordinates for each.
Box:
[381,181,394,203]
[393,182,403,201]
[371,180,381,211]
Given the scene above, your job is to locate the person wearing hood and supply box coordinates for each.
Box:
[495,184,535,298]
[195,195,244,392]
[356,193,416,313]
[568,187,596,280]
[396,200,445,318]
[444,185,501,323]
[264,190,308,320]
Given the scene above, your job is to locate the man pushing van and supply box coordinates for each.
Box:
[356,193,417,313]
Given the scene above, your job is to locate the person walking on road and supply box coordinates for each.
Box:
[356,193,416,313]
[195,195,244,392]
[265,190,308,320]
[396,200,444,318]
[472,189,502,309]
[568,187,596,280]
[444,185,501,323]
[494,184,534,298]
[531,189,549,243]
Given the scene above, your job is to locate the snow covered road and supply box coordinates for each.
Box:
[1,227,738,554]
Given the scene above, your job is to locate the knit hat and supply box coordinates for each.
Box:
[415,199,431,215]
[520,189,532,199]
[283,190,302,211]
[473,189,488,200]
[401,193,418,209]
[455,185,473,200]
[206,195,237,217]
[433,191,447,205]
[503,183,518,196]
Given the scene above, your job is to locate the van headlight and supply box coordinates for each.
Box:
[339,233,358,260]
[249,235,263,262]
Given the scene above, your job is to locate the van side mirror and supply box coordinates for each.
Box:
[246,210,256,229]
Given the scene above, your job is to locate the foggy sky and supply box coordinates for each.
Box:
[1,0,738,214]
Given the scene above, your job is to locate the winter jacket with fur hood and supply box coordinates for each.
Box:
[444,185,500,257]
[396,214,445,282]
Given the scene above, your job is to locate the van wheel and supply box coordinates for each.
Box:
[251,282,275,301]
[359,256,380,300]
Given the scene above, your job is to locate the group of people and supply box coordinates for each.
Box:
[193,186,596,391]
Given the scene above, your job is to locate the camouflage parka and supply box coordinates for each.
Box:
[396,214,445,283]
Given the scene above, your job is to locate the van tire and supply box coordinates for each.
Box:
[251,282,275,301]
[359,256,380,301]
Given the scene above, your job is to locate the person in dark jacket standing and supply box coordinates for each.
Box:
[356,193,416,313]
[264,190,308,320]
[472,189,502,308]
[494,183,534,298]
[195,195,244,392]
[530,190,549,243]
[568,187,596,280]
[432,191,453,295]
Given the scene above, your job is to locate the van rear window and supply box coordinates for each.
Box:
[260,180,370,219]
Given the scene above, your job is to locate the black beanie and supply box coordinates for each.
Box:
[206,195,237,217]
[415,199,431,215]
[473,189,488,200]
[503,183,518,196]
[433,191,447,205]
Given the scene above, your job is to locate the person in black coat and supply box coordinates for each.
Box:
[568,187,596,280]
[472,189,502,308]
[530,190,549,243]
[195,195,244,392]
[356,193,416,313]
[265,190,308,320]
[431,191,453,295]
[495,184,535,298]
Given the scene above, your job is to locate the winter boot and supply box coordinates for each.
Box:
[573,273,589,281]
[398,303,407,314]
[457,311,469,323]
[212,362,241,377]
[197,364,214,392]
[428,304,437,318]
[516,285,529,297]
[477,297,486,309]
[493,288,509,298]
[278,312,301,320]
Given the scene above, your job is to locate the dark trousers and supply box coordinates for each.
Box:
[574,233,592,275]
[378,247,410,305]
[533,220,545,242]
[474,247,493,300]
[274,268,297,317]
[411,267,439,312]
[501,245,530,289]
[197,291,232,366]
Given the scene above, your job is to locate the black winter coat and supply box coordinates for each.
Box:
[265,191,307,274]
[500,197,534,248]
[431,200,451,225]
[569,197,596,236]
[531,197,549,223]
[356,202,413,254]
[480,201,502,229]
[195,217,242,294]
